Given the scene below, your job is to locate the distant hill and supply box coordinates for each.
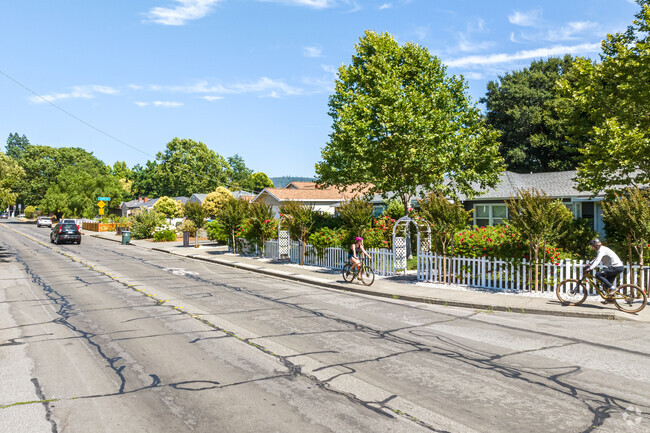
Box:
[270,176,315,188]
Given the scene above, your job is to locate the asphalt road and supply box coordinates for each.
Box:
[1,220,649,433]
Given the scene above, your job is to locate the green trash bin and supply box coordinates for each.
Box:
[121,231,132,245]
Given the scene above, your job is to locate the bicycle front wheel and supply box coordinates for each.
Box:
[360,266,375,286]
[342,263,355,282]
[613,284,647,314]
[556,279,588,305]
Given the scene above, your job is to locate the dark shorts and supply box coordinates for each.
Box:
[348,253,357,261]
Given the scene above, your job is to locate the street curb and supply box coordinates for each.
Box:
[89,234,622,321]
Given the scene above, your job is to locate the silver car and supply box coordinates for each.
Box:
[36,217,52,228]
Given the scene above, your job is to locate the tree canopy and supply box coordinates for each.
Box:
[0,152,24,209]
[152,138,230,197]
[316,31,503,213]
[5,133,31,160]
[560,0,650,192]
[482,55,586,173]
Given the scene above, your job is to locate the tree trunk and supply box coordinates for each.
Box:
[231,229,236,253]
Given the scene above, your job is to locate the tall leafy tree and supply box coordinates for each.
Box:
[337,198,373,240]
[0,152,25,209]
[13,145,60,206]
[481,55,585,172]
[153,138,230,197]
[249,172,274,192]
[316,31,503,213]
[40,165,125,218]
[5,133,31,160]
[227,154,253,190]
[131,161,160,198]
[559,0,650,192]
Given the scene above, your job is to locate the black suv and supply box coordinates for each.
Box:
[50,222,82,245]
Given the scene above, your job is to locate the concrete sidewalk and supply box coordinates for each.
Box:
[89,232,650,322]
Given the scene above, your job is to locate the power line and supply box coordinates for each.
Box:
[0,68,254,194]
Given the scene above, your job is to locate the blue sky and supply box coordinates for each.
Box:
[0,0,640,178]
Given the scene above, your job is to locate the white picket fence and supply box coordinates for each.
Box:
[417,252,650,293]
[260,240,395,276]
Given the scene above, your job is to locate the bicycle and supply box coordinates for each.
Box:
[342,257,375,286]
[556,269,647,314]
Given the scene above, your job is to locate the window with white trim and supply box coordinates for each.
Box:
[474,204,507,226]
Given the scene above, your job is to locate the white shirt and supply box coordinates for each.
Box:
[588,246,624,271]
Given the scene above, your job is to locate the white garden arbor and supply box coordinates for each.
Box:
[392,216,431,273]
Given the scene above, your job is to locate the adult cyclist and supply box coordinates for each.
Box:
[348,236,370,275]
[585,239,625,300]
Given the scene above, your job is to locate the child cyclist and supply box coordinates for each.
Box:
[348,236,371,275]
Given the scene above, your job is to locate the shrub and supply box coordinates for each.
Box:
[24,205,36,219]
[205,220,227,242]
[179,219,198,237]
[131,209,166,239]
[153,229,177,242]
[308,227,346,257]
[454,225,573,263]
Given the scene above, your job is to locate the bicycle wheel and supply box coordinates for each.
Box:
[556,279,588,305]
[342,263,355,283]
[360,265,375,286]
[613,284,647,314]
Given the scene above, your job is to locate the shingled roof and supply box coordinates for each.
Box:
[457,170,600,201]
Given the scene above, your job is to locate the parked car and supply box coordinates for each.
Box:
[37,217,52,227]
[0,212,8,219]
[50,222,81,245]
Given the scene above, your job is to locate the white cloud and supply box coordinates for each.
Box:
[201,95,224,101]
[145,0,223,26]
[461,72,484,80]
[153,101,183,107]
[30,85,119,103]
[304,46,323,58]
[146,77,303,98]
[508,9,542,27]
[379,3,391,10]
[445,42,601,68]
[133,102,149,107]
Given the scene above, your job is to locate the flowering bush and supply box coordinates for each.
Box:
[308,227,346,257]
[454,225,573,264]
[240,216,278,251]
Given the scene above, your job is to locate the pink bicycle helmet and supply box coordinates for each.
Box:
[355,237,363,242]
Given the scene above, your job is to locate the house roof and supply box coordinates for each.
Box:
[285,181,325,189]
[457,170,599,201]
[253,186,370,203]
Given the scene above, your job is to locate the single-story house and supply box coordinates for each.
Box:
[120,196,189,217]
[252,182,372,217]
[457,170,606,235]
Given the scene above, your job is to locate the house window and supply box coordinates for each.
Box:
[372,205,385,217]
[474,204,507,227]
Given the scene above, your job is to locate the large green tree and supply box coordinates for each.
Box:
[227,154,253,190]
[249,172,274,192]
[316,31,503,213]
[131,160,160,198]
[153,138,231,197]
[0,152,25,209]
[482,55,585,172]
[559,0,650,192]
[5,133,31,160]
[40,165,125,218]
